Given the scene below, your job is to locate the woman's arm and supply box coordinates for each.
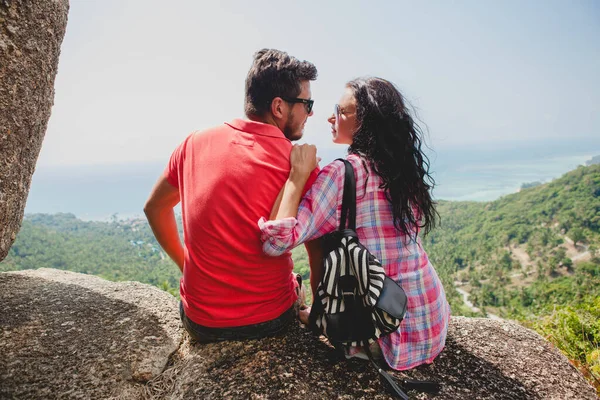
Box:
[269,144,319,220]
[259,156,345,257]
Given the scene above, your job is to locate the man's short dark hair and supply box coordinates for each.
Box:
[244,49,318,118]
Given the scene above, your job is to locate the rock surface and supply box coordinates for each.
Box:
[148,319,598,400]
[1,268,597,399]
[0,0,69,261]
[0,268,181,399]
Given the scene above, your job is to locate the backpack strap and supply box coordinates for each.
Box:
[364,344,409,400]
[336,158,356,231]
[364,344,441,398]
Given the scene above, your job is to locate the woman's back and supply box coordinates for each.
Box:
[345,154,450,370]
[348,154,426,275]
[260,76,450,371]
[260,154,450,370]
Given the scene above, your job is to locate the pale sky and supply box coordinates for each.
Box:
[37,0,600,167]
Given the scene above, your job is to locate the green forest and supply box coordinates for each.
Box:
[423,164,600,390]
[2,163,599,391]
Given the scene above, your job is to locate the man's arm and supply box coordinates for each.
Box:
[144,175,184,272]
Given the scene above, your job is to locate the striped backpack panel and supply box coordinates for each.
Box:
[313,231,403,346]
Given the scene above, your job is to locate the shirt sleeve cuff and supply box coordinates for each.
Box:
[258,216,299,256]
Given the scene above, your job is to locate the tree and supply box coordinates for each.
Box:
[563,257,573,272]
[570,227,585,247]
[588,244,598,260]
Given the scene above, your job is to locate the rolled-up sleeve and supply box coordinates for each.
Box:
[259,160,345,256]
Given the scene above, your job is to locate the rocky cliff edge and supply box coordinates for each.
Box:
[0,268,596,399]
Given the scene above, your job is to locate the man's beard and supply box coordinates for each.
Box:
[283,111,303,141]
[283,124,299,141]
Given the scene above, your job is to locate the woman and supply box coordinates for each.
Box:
[258,77,450,371]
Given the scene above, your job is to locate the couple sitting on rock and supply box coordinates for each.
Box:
[144,48,450,371]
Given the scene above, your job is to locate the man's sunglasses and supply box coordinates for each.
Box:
[280,96,314,114]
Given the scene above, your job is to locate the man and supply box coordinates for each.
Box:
[144,49,319,342]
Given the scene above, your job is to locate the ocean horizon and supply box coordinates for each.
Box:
[25,140,600,222]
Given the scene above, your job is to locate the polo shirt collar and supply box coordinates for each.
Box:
[226,119,288,140]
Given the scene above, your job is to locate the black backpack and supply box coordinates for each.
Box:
[309,159,439,399]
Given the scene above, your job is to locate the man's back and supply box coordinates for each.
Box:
[165,119,314,328]
[145,48,318,339]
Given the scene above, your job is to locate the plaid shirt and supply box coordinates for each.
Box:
[259,154,450,370]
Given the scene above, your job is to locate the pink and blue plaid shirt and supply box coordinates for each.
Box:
[259,154,450,370]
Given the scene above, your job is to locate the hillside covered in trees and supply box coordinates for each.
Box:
[423,164,600,388]
[2,164,599,390]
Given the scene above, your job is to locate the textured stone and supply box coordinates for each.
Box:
[1,268,596,399]
[147,316,597,400]
[0,0,69,261]
[0,268,182,399]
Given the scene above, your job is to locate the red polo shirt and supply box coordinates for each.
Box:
[165,119,318,328]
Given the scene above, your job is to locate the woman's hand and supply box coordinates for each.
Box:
[289,144,319,184]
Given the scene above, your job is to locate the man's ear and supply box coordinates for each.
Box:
[270,97,286,119]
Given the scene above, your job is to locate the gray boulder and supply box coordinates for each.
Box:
[1,268,597,399]
[148,318,597,399]
[0,0,69,261]
[0,268,182,399]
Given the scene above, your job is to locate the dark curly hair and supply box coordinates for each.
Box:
[347,77,438,237]
[244,49,318,118]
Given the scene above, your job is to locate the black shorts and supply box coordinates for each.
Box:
[179,302,295,343]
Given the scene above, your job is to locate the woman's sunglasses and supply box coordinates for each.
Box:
[334,104,341,124]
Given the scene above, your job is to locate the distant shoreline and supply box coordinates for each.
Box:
[25,150,599,222]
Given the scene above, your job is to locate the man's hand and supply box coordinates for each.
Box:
[289,144,320,184]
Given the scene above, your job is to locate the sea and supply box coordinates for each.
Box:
[25,138,600,221]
